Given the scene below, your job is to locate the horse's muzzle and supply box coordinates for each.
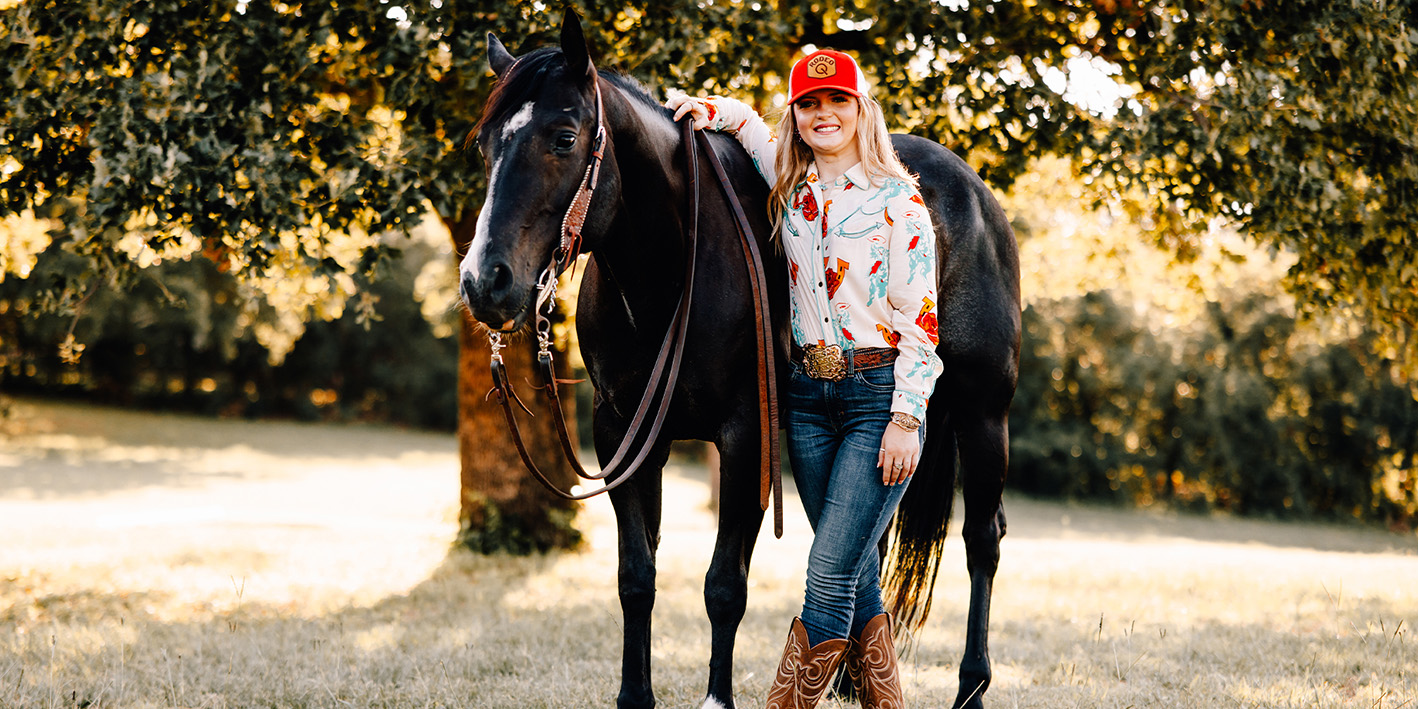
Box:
[460,262,532,332]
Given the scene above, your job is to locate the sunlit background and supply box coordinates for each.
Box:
[2,1,1416,706]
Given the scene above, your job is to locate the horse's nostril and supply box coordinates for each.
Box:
[460,271,477,304]
[490,262,513,296]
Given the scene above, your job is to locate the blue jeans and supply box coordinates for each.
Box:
[785,359,916,646]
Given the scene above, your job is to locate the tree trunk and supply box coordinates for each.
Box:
[447,212,582,553]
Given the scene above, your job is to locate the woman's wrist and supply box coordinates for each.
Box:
[890,412,920,432]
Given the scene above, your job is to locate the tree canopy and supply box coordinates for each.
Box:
[3,0,1414,374]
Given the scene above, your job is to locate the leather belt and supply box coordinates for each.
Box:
[790,344,897,381]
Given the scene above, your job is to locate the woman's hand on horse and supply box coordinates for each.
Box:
[665,93,712,130]
[878,422,921,486]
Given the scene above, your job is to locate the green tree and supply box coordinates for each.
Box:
[1011,287,1418,525]
[1,0,592,551]
[0,232,461,427]
[4,0,1415,548]
[777,0,1418,375]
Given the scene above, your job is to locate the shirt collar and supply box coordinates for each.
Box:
[805,161,870,190]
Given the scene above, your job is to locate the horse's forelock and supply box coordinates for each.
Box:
[470,49,672,148]
[470,49,563,147]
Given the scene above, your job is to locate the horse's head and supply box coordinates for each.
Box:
[459,12,609,331]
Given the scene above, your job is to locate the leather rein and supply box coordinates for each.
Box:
[485,73,784,537]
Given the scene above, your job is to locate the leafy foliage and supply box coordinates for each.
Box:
[1075,0,1418,374]
[2,0,1414,540]
[3,0,1415,371]
[1006,158,1417,526]
[0,231,459,428]
[2,1,425,296]
[1012,288,1418,526]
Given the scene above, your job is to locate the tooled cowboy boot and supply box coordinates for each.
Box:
[765,617,850,709]
[844,614,904,708]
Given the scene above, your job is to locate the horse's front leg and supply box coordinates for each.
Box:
[953,412,1010,709]
[598,407,670,709]
[700,423,767,709]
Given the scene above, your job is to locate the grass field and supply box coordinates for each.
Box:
[2,398,1415,708]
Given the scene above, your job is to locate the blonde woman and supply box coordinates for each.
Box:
[668,50,943,709]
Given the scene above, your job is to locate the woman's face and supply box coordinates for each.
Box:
[793,89,860,163]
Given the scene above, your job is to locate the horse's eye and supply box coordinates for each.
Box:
[553,132,578,154]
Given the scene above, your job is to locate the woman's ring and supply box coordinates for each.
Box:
[894,462,904,469]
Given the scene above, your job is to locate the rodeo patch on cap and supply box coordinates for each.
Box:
[788,49,869,103]
[806,55,837,78]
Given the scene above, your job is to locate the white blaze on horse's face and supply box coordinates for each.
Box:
[500,101,535,142]
[461,101,536,301]
[461,153,500,279]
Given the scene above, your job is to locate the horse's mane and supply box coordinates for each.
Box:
[601,72,673,122]
[472,47,672,146]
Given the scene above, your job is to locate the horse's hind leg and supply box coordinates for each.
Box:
[953,412,1009,709]
[701,430,766,709]
[601,417,670,709]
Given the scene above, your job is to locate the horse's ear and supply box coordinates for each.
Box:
[487,32,515,78]
[559,8,594,81]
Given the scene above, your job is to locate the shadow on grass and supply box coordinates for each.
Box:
[908,596,1418,708]
[5,538,1418,708]
[2,548,602,707]
[0,397,454,499]
[1,545,808,708]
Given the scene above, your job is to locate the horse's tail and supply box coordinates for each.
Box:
[881,409,956,636]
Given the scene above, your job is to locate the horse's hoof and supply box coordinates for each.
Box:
[952,683,988,709]
[615,691,656,709]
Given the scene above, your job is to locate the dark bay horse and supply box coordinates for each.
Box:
[457,13,1019,709]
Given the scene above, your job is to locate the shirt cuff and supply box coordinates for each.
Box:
[706,96,750,133]
[892,391,928,422]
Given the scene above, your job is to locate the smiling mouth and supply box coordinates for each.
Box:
[813,125,840,134]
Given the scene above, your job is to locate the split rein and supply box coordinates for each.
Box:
[485,77,785,537]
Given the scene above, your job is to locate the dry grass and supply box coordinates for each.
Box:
[1,398,1415,708]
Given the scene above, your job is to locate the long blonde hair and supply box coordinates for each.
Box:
[766,93,917,234]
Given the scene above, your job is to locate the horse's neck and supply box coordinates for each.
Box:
[591,86,688,308]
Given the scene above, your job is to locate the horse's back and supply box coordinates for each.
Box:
[892,134,1021,411]
[665,129,789,438]
[699,128,788,347]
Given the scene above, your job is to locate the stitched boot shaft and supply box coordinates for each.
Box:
[766,618,849,709]
[844,614,904,709]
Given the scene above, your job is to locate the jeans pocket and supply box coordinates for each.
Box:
[853,366,895,393]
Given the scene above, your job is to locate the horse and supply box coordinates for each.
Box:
[457,12,1020,709]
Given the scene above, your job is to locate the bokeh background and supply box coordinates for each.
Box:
[2,1,1417,706]
[5,0,1415,532]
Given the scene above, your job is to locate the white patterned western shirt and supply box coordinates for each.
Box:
[702,97,944,420]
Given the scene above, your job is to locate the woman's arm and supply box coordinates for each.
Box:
[665,94,778,184]
[878,185,939,484]
[883,182,944,423]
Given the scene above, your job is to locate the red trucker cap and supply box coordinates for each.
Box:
[788,49,870,104]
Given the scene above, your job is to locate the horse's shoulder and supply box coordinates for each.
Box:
[703,132,770,194]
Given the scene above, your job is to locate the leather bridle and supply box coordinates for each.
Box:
[485,71,784,537]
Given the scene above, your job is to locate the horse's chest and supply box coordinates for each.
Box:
[577,278,737,431]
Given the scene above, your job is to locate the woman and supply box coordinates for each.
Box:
[668,49,943,709]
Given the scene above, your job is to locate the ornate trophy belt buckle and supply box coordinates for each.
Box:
[804,344,847,381]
